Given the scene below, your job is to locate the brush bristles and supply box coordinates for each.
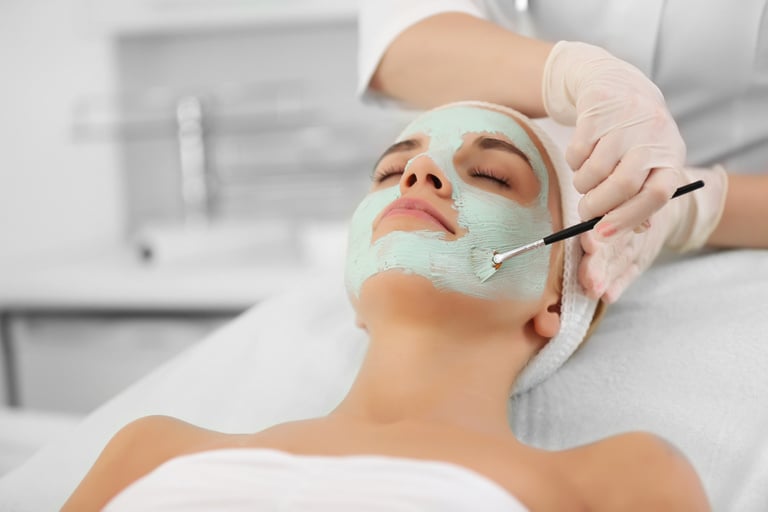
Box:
[471,247,499,283]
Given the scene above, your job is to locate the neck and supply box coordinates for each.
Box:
[330,313,540,436]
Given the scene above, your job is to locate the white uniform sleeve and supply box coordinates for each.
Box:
[357,0,487,105]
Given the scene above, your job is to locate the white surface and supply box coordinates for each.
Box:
[0,244,314,312]
[0,408,81,478]
[1,249,767,511]
[104,448,527,511]
[0,0,122,266]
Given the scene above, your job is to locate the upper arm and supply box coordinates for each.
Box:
[61,415,202,512]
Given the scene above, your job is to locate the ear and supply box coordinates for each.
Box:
[532,295,561,339]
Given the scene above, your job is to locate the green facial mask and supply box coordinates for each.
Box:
[344,106,553,301]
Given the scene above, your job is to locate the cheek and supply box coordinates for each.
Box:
[456,186,548,250]
[456,186,553,300]
[344,187,401,296]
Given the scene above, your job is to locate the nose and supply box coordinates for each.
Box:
[399,154,453,198]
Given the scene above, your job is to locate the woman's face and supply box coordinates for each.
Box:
[345,105,558,304]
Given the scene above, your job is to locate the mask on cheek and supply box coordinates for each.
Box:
[344,106,554,302]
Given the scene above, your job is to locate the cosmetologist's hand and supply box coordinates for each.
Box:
[543,40,686,237]
[578,166,728,303]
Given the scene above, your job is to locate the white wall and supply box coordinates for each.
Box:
[0,1,123,265]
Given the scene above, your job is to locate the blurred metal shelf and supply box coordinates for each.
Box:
[72,79,401,231]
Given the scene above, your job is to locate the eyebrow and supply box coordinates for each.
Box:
[472,136,531,164]
[373,139,422,169]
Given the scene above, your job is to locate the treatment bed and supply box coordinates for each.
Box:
[0,248,766,511]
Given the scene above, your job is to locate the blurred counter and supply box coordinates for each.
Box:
[0,242,321,412]
[0,244,309,313]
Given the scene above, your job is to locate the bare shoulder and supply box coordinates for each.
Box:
[98,415,223,472]
[560,431,711,512]
[61,415,223,512]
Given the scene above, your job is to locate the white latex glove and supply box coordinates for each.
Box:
[543,40,687,236]
[579,166,728,303]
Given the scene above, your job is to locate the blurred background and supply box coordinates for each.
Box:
[0,0,409,476]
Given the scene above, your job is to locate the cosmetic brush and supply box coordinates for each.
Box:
[472,180,705,283]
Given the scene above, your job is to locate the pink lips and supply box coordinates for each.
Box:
[379,197,455,234]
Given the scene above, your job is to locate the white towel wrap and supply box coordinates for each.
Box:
[103,448,529,511]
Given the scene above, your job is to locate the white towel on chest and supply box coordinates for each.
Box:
[103,448,528,512]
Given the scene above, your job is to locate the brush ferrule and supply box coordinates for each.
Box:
[493,239,545,265]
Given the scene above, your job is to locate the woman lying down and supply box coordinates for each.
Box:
[63,102,710,511]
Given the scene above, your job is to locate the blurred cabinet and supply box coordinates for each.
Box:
[0,247,312,414]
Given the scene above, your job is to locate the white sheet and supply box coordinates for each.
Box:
[0,249,766,511]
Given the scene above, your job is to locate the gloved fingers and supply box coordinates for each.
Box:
[579,230,603,255]
[564,118,598,172]
[578,251,606,299]
[576,144,665,221]
[602,263,641,304]
[578,230,634,299]
[571,138,622,195]
[563,94,627,173]
[633,218,651,234]
[578,232,606,298]
[592,166,680,237]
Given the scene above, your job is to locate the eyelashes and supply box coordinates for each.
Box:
[371,165,511,189]
[467,167,511,188]
[371,165,404,183]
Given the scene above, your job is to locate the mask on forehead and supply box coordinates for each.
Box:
[344,106,554,302]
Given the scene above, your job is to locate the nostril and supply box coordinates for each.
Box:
[406,174,417,187]
[429,174,443,189]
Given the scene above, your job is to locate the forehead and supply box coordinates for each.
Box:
[397,105,551,189]
[397,106,532,149]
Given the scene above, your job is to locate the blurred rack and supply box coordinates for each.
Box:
[72,80,399,234]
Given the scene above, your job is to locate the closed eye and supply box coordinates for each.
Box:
[372,166,404,183]
[468,167,511,188]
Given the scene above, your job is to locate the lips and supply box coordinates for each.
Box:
[378,197,456,234]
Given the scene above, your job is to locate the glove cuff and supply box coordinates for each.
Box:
[666,165,729,252]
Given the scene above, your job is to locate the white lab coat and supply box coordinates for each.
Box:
[358,0,768,173]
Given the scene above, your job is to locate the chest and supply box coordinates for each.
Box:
[237,419,588,511]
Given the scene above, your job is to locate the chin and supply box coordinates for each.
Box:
[356,271,505,325]
[360,271,440,302]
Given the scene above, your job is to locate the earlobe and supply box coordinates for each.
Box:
[533,300,561,338]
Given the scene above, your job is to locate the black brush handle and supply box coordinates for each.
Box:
[542,180,704,246]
